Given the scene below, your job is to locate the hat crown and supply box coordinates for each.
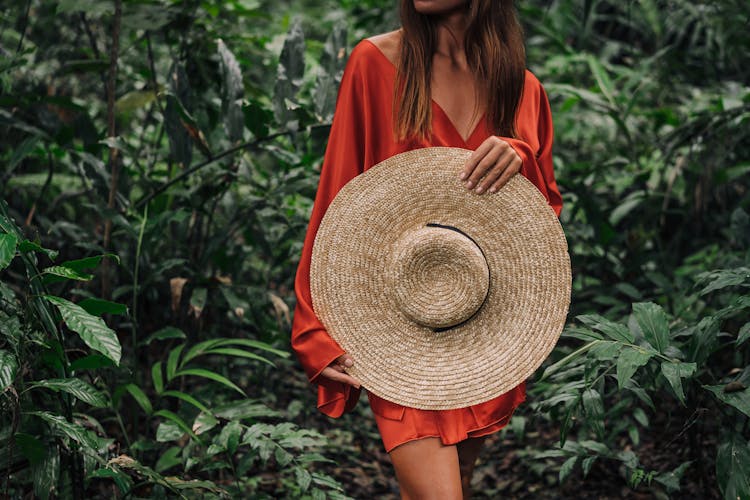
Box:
[387,224,490,330]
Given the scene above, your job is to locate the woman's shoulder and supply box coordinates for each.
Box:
[347,29,401,68]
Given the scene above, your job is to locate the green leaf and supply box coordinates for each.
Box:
[156,421,184,442]
[42,265,94,281]
[582,389,605,439]
[118,383,153,415]
[15,433,46,464]
[78,298,128,316]
[716,435,750,500]
[152,362,164,395]
[213,399,281,420]
[737,322,750,347]
[155,446,182,473]
[31,444,59,500]
[44,296,121,365]
[294,465,313,492]
[697,267,750,295]
[30,378,108,408]
[616,346,653,389]
[217,39,245,142]
[166,344,185,381]
[661,362,697,405]
[173,368,245,396]
[29,411,101,452]
[217,420,243,455]
[577,314,633,343]
[582,456,596,477]
[88,467,133,493]
[632,302,670,353]
[69,354,116,372]
[704,383,750,418]
[18,240,58,260]
[202,347,276,367]
[559,455,577,483]
[0,233,18,270]
[655,461,692,493]
[588,340,622,360]
[141,326,186,346]
[0,349,18,391]
[162,390,210,413]
[586,54,616,107]
[154,409,201,442]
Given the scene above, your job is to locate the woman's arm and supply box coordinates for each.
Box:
[291,42,373,415]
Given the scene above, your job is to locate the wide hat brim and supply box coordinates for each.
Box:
[310,147,571,410]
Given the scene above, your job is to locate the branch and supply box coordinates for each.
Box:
[101,0,122,300]
[134,130,291,209]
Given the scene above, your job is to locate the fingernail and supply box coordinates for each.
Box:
[344,358,353,367]
[489,187,497,193]
[465,181,473,189]
[475,186,484,194]
[459,172,467,180]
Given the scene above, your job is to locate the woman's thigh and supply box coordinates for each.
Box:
[388,437,463,500]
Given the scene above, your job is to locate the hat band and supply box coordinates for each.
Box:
[387,224,491,330]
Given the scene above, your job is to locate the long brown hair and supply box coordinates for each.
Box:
[395,0,526,141]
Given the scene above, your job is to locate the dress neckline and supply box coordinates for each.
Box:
[362,38,487,145]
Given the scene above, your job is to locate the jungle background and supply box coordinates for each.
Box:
[1,0,749,498]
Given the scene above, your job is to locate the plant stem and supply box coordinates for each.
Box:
[101,0,123,300]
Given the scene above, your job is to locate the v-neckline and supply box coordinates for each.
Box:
[363,39,486,145]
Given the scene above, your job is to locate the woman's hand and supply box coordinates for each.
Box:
[318,353,362,389]
[460,136,522,194]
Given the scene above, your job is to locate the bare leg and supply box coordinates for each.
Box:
[457,435,487,500]
[389,437,463,500]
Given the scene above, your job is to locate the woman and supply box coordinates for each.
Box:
[292,0,562,497]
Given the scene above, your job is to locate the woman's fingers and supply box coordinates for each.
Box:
[320,366,362,389]
[461,136,522,195]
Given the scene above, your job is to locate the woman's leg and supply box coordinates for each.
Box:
[388,437,463,500]
[456,436,487,500]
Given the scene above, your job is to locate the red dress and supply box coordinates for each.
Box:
[291,39,562,453]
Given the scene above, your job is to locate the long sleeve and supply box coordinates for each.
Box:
[503,74,563,217]
[291,44,372,418]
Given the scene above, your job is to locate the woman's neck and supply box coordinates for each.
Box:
[433,10,469,65]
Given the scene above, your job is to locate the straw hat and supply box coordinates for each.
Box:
[310,147,571,410]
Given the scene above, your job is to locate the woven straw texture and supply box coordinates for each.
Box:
[310,147,571,410]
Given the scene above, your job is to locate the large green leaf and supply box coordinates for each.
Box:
[162,390,210,414]
[0,349,18,391]
[31,444,59,500]
[154,409,201,442]
[576,314,633,342]
[0,232,18,270]
[78,298,128,316]
[29,411,101,452]
[704,382,750,418]
[31,378,108,408]
[697,267,750,295]
[42,265,93,281]
[716,434,750,500]
[616,346,653,389]
[582,388,605,439]
[632,302,670,353]
[44,295,121,365]
[661,362,697,405]
[174,368,245,396]
[737,322,750,347]
[117,383,153,415]
[140,326,186,346]
[217,39,245,142]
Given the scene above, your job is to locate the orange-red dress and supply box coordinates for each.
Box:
[291,38,562,453]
